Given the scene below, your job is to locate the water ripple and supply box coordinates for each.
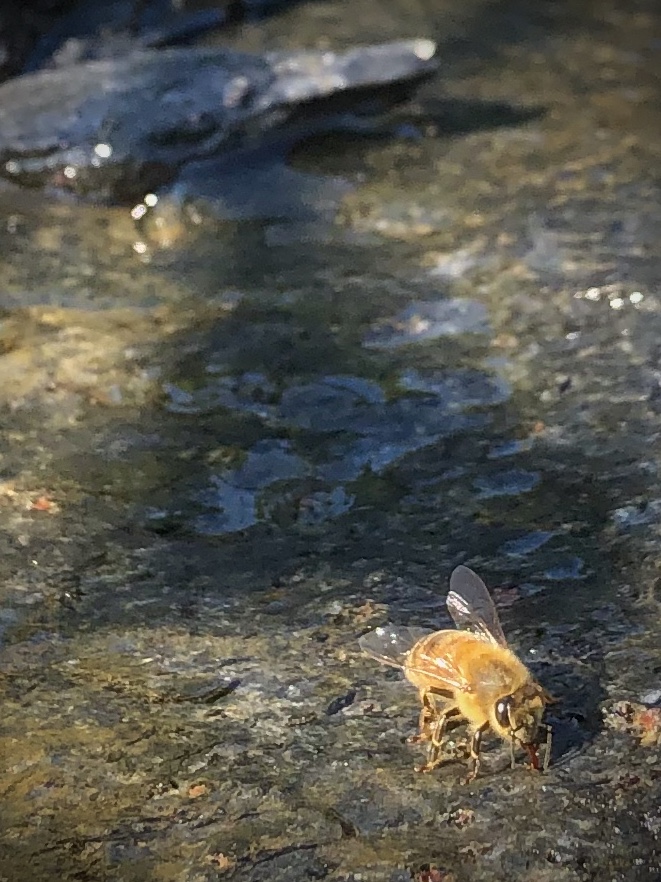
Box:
[474,469,540,498]
[188,362,511,533]
[362,298,489,349]
[500,530,556,556]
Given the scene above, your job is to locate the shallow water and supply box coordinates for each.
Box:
[2,1,661,880]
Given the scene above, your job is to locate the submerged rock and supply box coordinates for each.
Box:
[0,38,437,201]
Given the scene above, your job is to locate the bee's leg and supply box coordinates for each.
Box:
[463,722,488,783]
[414,705,459,773]
[541,723,553,771]
[523,723,553,772]
[407,690,436,744]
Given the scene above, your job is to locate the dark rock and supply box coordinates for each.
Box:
[0,39,437,201]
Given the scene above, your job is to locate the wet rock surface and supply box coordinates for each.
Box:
[2,0,661,880]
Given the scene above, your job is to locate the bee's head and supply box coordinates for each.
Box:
[491,682,550,745]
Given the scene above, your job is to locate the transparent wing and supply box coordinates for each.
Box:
[446,565,508,647]
[359,625,433,669]
[404,645,472,693]
[360,626,472,693]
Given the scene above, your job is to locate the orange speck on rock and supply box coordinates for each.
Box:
[30,495,58,512]
[637,707,661,747]
[204,852,235,871]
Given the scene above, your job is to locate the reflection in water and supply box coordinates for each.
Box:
[196,440,308,533]
[362,298,489,349]
[500,530,556,556]
[157,293,515,535]
[165,366,504,534]
[474,468,541,499]
[487,438,534,459]
[399,367,510,408]
[544,557,585,581]
[279,375,386,430]
[611,500,661,531]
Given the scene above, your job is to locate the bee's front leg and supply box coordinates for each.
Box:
[524,722,553,772]
[541,722,553,771]
[462,722,488,783]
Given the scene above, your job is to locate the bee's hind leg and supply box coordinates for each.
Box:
[407,689,437,744]
[414,705,459,773]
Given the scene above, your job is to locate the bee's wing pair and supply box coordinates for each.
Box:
[446,565,508,648]
[359,566,509,692]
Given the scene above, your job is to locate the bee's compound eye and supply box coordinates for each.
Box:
[495,698,511,728]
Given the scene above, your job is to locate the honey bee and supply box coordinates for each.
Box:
[359,565,553,780]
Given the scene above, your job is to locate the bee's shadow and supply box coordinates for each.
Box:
[533,660,606,765]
